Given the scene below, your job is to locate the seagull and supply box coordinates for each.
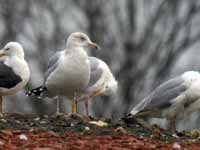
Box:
[26,32,100,114]
[77,57,118,115]
[0,42,30,113]
[129,71,200,131]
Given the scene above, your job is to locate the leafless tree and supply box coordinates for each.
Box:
[75,0,200,117]
[0,0,200,119]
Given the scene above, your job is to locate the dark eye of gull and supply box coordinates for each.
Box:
[80,36,86,41]
[5,48,10,51]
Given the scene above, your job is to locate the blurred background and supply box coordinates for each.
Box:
[1,0,200,130]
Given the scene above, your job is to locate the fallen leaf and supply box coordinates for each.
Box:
[1,129,13,136]
[89,120,108,127]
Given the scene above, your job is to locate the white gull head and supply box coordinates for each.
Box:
[103,79,118,96]
[66,32,100,50]
[0,42,24,59]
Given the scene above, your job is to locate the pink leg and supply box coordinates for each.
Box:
[84,100,89,116]
[77,94,90,103]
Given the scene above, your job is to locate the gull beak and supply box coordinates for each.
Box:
[91,90,103,97]
[0,49,5,58]
[88,42,100,50]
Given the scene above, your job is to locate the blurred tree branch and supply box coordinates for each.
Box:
[1,0,200,117]
[118,0,200,113]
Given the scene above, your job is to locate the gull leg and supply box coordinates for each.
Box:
[55,97,61,115]
[77,94,90,103]
[0,96,2,113]
[70,100,90,121]
[169,119,176,132]
[77,94,90,116]
[71,93,77,114]
[77,89,102,116]
[71,101,77,114]
[84,100,89,116]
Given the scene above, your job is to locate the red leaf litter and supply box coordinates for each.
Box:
[0,114,199,150]
[0,129,199,150]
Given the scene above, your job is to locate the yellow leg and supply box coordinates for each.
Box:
[0,96,2,113]
[71,100,77,114]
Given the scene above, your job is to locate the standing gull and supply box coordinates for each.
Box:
[26,32,99,114]
[78,57,118,115]
[0,42,30,112]
[129,71,200,131]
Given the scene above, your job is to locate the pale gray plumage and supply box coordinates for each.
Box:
[87,57,103,88]
[85,57,118,96]
[44,51,62,81]
[27,32,99,114]
[140,77,187,111]
[78,57,118,115]
[130,71,200,131]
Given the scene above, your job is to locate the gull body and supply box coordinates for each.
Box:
[46,47,90,98]
[79,57,118,115]
[27,32,99,113]
[86,57,118,96]
[0,42,30,112]
[129,71,200,131]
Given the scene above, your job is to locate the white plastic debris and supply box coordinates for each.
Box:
[172,133,179,138]
[16,120,21,124]
[40,121,46,124]
[85,126,90,131]
[70,123,75,127]
[172,142,181,149]
[19,134,28,140]
[34,117,40,121]
[89,120,108,127]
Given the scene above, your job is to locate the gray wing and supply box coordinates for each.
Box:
[89,57,100,71]
[0,62,22,89]
[44,51,62,81]
[141,76,187,111]
[87,57,103,88]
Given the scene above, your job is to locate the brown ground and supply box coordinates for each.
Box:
[0,113,199,150]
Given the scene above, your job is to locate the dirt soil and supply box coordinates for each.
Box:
[0,113,199,149]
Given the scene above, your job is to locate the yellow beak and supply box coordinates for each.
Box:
[0,50,5,58]
[91,90,103,97]
[88,42,100,50]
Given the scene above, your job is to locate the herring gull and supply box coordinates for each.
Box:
[0,42,30,113]
[129,71,200,131]
[78,57,118,115]
[26,32,100,114]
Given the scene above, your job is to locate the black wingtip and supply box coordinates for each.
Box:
[25,86,47,97]
[25,91,32,96]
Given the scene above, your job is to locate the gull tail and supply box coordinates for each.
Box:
[129,96,150,116]
[130,101,145,115]
[26,86,47,98]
